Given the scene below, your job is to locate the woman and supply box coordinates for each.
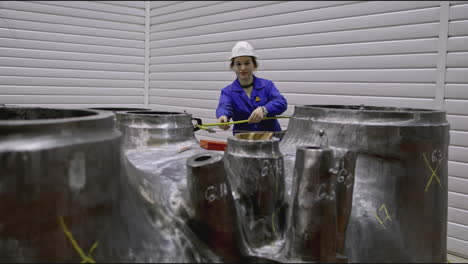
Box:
[216,41,287,134]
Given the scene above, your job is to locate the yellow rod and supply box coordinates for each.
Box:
[201,116,290,127]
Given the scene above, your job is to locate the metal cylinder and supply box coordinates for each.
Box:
[333,148,357,263]
[90,107,151,112]
[89,107,152,130]
[118,111,205,238]
[118,150,221,263]
[285,146,336,262]
[280,105,450,263]
[187,152,242,262]
[224,135,286,253]
[0,106,122,262]
[116,111,221,262]
[115,111,198,150]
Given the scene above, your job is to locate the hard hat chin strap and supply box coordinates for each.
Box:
[240,80,254,89]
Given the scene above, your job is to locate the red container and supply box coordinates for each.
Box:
[200,139,227,151]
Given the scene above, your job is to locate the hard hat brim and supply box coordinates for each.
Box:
[228,54,258,61]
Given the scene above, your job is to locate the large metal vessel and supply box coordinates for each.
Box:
[117,147,220,263]
[114,110,224,263]
[2,103,449,263]
[89,107,151,129]
[116,111,198,150]
[224,135,286,255]
[285,146,338,262]
[187,152,243,262]
[90,107,150,112]
[280,105,450,263]
[0,106,123,262]
[116,111,203,218]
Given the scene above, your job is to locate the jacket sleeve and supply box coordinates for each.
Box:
[216,88,234,119]
[263,81,287,116]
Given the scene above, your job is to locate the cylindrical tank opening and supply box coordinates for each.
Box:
[302,105,435,112]
[305,146,323,150]
[0,107,96,120]
[235,132,273,140]
[125,111,183,115]
[91,107,150,112]
[195,155,212,162]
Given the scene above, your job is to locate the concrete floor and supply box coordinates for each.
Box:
[448,253,468,263]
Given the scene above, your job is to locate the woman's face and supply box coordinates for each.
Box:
[232,56,256,82]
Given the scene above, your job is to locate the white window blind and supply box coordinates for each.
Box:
[0,1,146,108]
[447,1,468,258]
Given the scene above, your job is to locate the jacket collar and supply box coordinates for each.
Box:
[232,75,265,92]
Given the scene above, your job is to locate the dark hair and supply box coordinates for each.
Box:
[230,56,258,69]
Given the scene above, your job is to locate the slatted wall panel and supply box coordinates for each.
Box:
[149,1,441,142]
[0,1,146,108]
[447,0,468,257]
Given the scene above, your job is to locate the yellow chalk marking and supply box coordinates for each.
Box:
[59,216,98,263]
[422,153,442,192]
[271,211,278,238]
[375,204,392,228]
[380,204,392,222]
[374,212,385,229]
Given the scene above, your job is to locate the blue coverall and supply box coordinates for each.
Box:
[216,75,288,134]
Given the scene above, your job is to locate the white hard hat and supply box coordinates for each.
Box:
[228,41,258,61]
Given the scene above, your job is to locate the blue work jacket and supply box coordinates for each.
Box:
[216,75,287,134]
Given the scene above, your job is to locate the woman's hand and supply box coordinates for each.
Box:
[248,107,265,123]
[218,116,231,130]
